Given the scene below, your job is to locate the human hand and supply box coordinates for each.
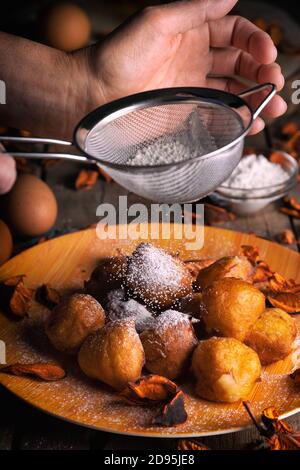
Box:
[78,0,286,134]
[0,145,16,194]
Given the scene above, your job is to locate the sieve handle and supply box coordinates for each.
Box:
[0,135,89,163]
[238,83,277,120]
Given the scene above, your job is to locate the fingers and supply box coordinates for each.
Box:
[211,49,285,91]
[206,77,287,134]
[226,79,287,118]
[209,15,277,64]
[145,0,238,34]
[0,152,16,194]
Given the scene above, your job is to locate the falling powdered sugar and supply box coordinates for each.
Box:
[105,289,155,333]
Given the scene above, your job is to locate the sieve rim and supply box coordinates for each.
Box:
[74,87,254,171]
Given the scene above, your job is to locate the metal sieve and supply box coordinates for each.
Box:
[0,83,276,203]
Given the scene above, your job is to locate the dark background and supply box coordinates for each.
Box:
[0,0,299,39]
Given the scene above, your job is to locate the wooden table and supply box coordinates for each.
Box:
[1,0,300,451]
[1,126,300,450]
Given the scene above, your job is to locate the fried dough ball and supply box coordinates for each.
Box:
[78,320,145,390]
[140,310,198,379]
[192,337,261,403]
[176,292,204,318]
[245,308,297,365]
[45,293,105,354]
[84,256,128,303]
[105,289,154,333]
[202,278,265,342]
[125,243,193,310]
[195,256,254,291]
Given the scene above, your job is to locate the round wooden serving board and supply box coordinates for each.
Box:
[0,224,299,438]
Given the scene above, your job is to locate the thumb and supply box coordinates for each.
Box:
[156,0,238,33]
[0,151,16,194]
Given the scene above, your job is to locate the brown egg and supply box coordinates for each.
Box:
[4,174,57,237]
[41,3,91,52]
[0,219,13,265]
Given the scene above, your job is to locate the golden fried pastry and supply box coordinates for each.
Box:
[45,293,105,354]
[140,310,198,379]
[176,293,204,318]
[192,337,261,403]
[78,319,145,390]
[202,278,265,342]
[84,256,128,303]
[125,243,193,310]
[195,256,254,291]
[245,308,297,365]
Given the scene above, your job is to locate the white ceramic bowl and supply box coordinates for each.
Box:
[211,149,298,216]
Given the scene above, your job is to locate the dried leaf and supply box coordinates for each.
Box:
[121,375,187,427]
[269,151,288,166]
[268,273,299,293]
[35,284,61,309]
[279,229,296,245]
[243,401,300,450]
[241,245,260,265]
[75,170,98,190]
[204,203,236,224]
[280,208,300,219]
[281,122,298,139]
[290,369,300,385]
[284,131,300,156]
[0,275,34,317]
[178,439,210,450]
[153,390,187,427]
[0,363,66,381]
[120,375,178,405]
[268,292,300,313]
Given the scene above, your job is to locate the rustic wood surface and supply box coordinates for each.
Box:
[0,0,300,452]
[1,226,300,444]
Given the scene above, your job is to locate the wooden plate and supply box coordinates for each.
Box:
[0,224,299,438]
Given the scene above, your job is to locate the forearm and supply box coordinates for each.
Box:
[0,32,96,139]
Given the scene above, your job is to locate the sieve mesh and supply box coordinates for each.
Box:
[82,99,246,203]
[85,101,244,165]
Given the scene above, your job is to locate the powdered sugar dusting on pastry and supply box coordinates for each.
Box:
[105,289,155,333]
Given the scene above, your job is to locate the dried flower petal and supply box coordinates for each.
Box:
[290,369,300,385]
[75,170,98,190]
[35,284,61,309]
[153,390,187,427]
[280,208,300,219]
[241,245,260,265]
[279,230,296,245]
[178,439,209,450]
[0,275,34,317]
[281,122,298,139]
[268,292,300,313]
[121,375,179,405]
[0,363,66,381]
[121,375,187,426]
[243,401,300,450]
